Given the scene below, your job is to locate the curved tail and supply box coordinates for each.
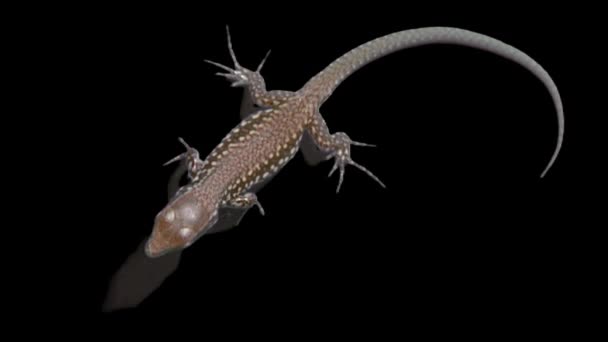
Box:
[301,27,563,178]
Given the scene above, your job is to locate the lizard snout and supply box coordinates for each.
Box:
[145,189,216,258]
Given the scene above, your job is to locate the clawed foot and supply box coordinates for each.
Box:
[326,132,386,193]
[204,25,270,88]
[164,137,205,182]
[204,60,250,88]
[228,192,265,216]
[164,137,198,166]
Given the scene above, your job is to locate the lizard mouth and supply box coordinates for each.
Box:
[144,229,184,258]
[144,237,170,258]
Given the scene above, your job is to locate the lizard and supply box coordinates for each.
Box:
[144,26,564,258]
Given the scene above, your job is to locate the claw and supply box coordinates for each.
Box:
[336,164,346,193]
[327,157,346,193]
[177,137,190,149]
[225,25,240,69]
[256,49,271,72]
[328,161,338,177]
[163,154,185,166]
[213,72,241,84]
[244,192,265,215]
[204,59,234,73]
[163,137,194,166]
[348,159,386,188]
[255,201,265,216]
[344,135,377,147]
[349,140,376,147]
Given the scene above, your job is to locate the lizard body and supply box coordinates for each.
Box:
[144,26,564,258]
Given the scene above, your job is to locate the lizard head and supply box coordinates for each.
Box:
[145,188,217,258]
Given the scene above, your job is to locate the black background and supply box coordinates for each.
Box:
[28,3,601,332]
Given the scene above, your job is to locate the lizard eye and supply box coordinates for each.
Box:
[179,227,193,238]
[165,210,175,222]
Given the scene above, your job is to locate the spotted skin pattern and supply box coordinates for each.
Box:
[145,26,564,258]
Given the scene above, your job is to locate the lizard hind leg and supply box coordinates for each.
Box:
[203,25,249,87]
[203,25,269,89]
[326,132,386,193]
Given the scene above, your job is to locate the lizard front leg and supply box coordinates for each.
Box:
[305,111,386,193]
[163,137,208,199]
[163,137,205,180]
[223,192,265,216]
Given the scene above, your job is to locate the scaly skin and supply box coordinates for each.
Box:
[144,26,564,258]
